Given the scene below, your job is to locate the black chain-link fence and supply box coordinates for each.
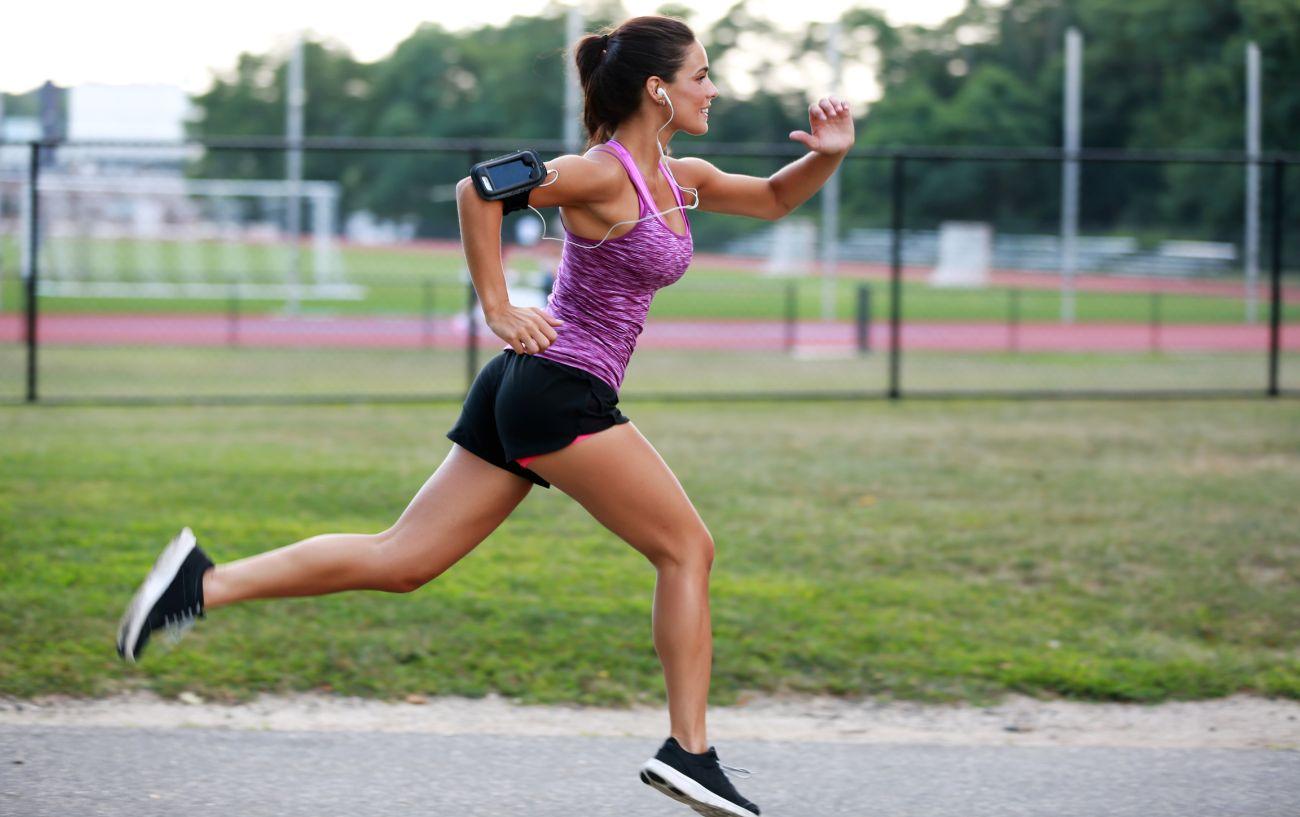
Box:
[1,138,1294,404]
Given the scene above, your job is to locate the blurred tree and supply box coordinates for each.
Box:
[182,0,1299,247]
[1,89,42,118]
[187,40,372,221]
[843,0,1298,243]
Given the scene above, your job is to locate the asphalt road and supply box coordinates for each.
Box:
[2,727,1296,817]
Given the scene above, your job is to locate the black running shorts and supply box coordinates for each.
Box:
[445,349,630,489]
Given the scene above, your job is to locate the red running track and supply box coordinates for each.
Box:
[0,313,1294,353]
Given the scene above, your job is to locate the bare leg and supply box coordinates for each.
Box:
[203,444,534,609]
[525,422,716,754]
[651,562,714,754]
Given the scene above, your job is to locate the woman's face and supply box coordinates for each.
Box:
[659,39,719,136]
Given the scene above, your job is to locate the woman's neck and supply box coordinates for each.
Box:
[609,125,676,179]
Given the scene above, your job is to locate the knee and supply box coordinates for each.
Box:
[374,527,439,594]
[654,529,715,572]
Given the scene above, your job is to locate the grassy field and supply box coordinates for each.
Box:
[1,399,1296,707]
[3,237,1296,324]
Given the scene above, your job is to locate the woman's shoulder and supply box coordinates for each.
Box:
[530,151,626,209]
[663,154,713,190]
[583,143,622,167]
[574,144,629,183]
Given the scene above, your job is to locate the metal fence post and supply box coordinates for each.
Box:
[888,155,904,399]
[856,284,871,354]
[1008,288,1021,354]
[1267,159,1284,397]
[25,142,40,404]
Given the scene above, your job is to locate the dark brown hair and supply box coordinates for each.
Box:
[574,15,697,150]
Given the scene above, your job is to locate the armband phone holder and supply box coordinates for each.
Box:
[470,149,547,215]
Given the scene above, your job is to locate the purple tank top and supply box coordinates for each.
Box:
[519,138,693,392]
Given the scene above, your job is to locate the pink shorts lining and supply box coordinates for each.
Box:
[515,432,599,470]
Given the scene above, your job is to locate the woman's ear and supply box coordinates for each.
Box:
[645,77,667,104]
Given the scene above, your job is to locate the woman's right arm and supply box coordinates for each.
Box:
[455,176,557,355]
[455,154,620,355]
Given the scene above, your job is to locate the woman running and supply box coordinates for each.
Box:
[116,14,853,817]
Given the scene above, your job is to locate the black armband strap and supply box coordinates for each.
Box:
[470,149,545,214]
[502,188,532,216]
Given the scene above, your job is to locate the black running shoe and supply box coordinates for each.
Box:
[639,736,761,816]
[116,527,214,664]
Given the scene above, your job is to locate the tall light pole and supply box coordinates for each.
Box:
[286,34,305,313]
[1060,27,1082,324]
[565,6,584,153]
[1244,41,1261,324]
[820,19,843,322]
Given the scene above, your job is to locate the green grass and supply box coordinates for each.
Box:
[0,346,472,401]
[1,399,1297,706]
[2,346,1294,403]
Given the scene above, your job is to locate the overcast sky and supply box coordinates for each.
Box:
[4,1,974,98]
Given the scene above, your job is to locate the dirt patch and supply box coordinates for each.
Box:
[2,691,1296,749]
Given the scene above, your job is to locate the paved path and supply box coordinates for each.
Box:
[3,726,1296,817]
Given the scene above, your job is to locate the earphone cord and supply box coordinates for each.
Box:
[525,89,699,251]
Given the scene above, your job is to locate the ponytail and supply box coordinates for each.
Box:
[574,16,696,150]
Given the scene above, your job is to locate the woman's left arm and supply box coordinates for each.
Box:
[673,96,855,221]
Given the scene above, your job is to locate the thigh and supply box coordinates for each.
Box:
[523,422,714,569]
[380,443,534,589]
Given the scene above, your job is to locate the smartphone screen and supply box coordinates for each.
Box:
[486,158,534,192]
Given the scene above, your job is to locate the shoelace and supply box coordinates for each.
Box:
[719,762,753,780]
[161,605,201,644]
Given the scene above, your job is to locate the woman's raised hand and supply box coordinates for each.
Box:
[788,96,855,156]
[485,303,564,354]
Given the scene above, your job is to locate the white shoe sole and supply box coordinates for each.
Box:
[639,758,758,817]
[116,527,197,663]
